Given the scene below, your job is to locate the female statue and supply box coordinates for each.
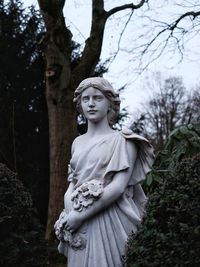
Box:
[55,77,154,267]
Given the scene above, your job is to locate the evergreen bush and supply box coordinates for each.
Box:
[123,153,200,267]
[144,124,200,190]
[0,163,48,266]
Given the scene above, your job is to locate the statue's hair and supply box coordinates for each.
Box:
[73,77,121,126]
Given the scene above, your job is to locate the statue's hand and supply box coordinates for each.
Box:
[66,210,83,233]
[59,213,68,229]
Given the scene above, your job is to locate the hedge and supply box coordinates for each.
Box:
[0,163,48,266]
[123,153,200,267]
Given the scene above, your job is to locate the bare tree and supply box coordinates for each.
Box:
[125,0,200,72]
[36,0,147,239]
[132,76,197,149]
[182,88,200,125]
[132,75,200,150]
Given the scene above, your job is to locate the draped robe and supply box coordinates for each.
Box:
[57,129,154,267]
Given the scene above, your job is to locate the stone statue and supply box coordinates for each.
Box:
[54,77,154,267]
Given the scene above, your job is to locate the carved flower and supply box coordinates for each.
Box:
[72,235,82,248]
[73,198,81,210]
[54,210,68,242]
[82,198,93,207]
[81,183,89,192]
[82,190,90,197]
[63,229,72,243]
[54,210,86,250]
[71,179,103,212]
[87,180,103,197]
[71,189,79,201]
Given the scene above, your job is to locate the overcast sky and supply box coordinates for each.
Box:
[24,0,200,123]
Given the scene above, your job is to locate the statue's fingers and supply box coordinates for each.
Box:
[61,219,67,229]
[69,228,74,233]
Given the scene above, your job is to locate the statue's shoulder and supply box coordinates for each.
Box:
[71,134,87,154]
[120,127,141,138]
[121,128,134,136]
[120,128,150,144]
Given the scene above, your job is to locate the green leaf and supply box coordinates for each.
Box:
[168,128,179,138]
[146,173,153,186]
[152,173,162,183]
[179,125,189,135]
[188,124,193,130]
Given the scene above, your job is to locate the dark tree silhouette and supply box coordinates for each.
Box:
[0,0,49,224]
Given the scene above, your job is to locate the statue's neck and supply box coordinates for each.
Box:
[86,119,113,137]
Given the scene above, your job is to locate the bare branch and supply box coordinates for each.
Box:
[129,7,200,75]
[73,0,147,81]
[106,0,146,18]
[72,0,107,82]
[65,17,86,40]
[170,10,200,31]
[108,10,134,67]
[38,0,66,30]
[37,0,72,59]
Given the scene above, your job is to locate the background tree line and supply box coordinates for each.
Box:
[131,75,200,150]
[0,0,49,225]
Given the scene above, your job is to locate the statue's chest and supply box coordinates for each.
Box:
[71,139,112,169]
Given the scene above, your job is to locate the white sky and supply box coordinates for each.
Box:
[24,0,200,124]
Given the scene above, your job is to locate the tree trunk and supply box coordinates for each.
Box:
[44,46,77,239]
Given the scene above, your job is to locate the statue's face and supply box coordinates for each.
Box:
[81,87,109,123]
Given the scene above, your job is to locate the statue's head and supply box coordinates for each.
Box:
[73,77,120,126]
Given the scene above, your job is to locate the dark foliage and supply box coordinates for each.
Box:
[130,114,145,135]
[123,153,200,267]
[0,0,49,225]
[144,124,200,191]
[0,163,48,266]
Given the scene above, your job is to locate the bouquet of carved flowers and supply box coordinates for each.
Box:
[54,179,103,249]
[71,179,103,211]
[54,210,85,250]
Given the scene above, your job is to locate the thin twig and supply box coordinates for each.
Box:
[108,9,134,68]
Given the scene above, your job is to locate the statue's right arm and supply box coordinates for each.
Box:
[64,138,77,211]
[64,136,77,209]
[66,140,138,233]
